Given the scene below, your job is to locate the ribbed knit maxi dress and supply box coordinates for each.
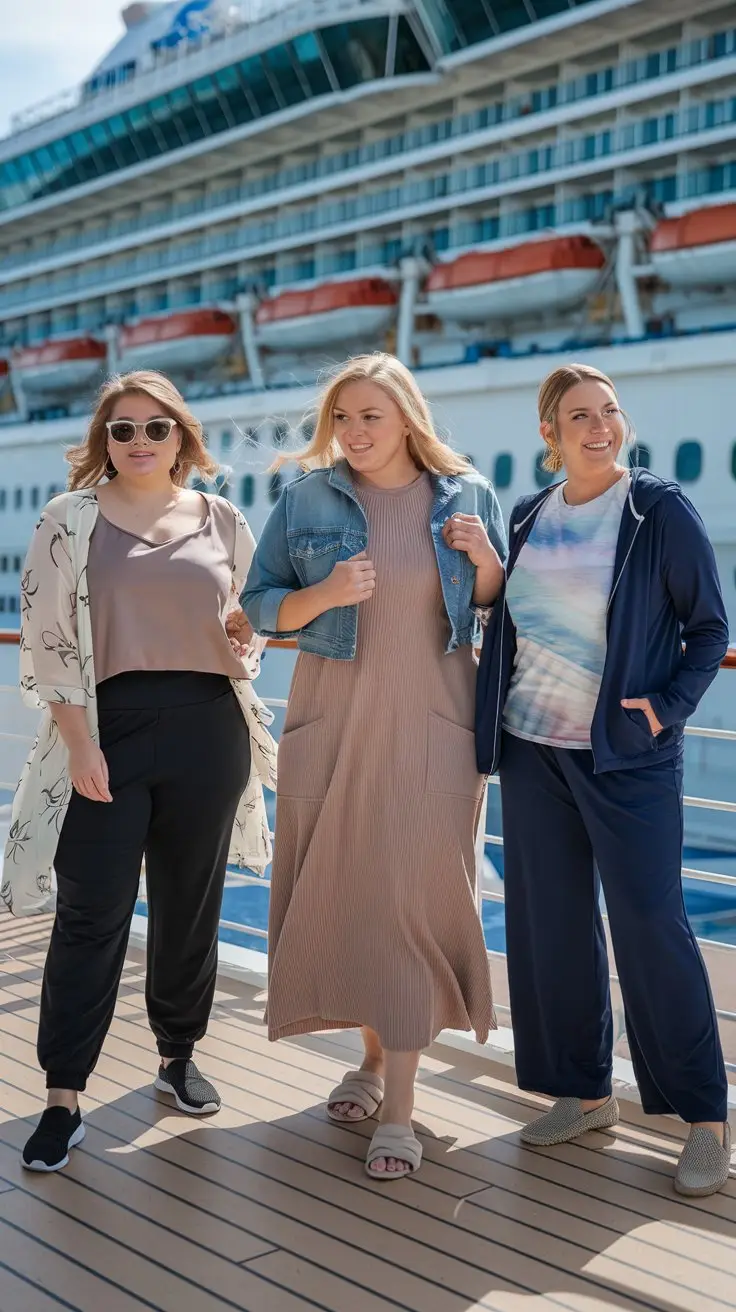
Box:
[266,472,495,1050]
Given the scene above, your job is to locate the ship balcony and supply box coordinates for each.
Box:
[0,631,734,1311]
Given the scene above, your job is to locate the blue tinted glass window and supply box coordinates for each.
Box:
[14,488,23,509]
[394,17,428,74]
[493,453,513,489]
[240,475,255,507]
[675,440,702,482]
[268,472,283,503]
[263,43,308,106]
[291,32,332,96]
[0,490,6,511]
[731,441,736,480]
[630,442,651,469]
[320,18,389,88]
[534,452,556,488]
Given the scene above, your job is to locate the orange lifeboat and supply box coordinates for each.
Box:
[118,310,237,372]
[425,237,605,322]
[255,279,397,350]
[650,204,736,287]
[12,337,106,396]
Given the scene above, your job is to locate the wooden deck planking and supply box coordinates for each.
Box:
[0,914,735,1312]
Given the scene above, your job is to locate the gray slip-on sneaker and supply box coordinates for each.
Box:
[675,1122,732,1198]
[520,1096,620,1146]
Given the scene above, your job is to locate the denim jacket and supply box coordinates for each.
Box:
[242,460,507,660]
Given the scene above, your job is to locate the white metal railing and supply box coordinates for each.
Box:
[1,634,735,1073]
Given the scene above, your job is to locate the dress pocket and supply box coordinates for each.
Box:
[426,711,484,800]
[277,716,331,800]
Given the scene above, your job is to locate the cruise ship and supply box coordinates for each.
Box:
[0,0,734,844]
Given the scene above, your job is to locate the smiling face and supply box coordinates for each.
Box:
[545,380,626,479]
[106,391,181,485]
[332,379,413,480]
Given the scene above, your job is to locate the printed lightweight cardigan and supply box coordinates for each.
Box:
[1,490,277,917]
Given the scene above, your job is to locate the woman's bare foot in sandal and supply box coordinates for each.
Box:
[365,1049,420,1177]
[328,1027,385,1121]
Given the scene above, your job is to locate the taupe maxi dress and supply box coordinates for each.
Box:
[267,472,495,1050]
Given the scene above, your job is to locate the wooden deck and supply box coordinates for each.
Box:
[1,911,735,1312]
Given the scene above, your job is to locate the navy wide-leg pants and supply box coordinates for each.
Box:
[499,732,727,1123]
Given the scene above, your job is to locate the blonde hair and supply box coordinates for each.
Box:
[537,363,636,473]
[275,353,470,477]
[66,369,219,490]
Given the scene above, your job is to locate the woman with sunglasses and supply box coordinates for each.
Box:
[4,369,276,1173]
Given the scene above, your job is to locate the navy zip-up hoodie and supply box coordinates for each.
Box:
[475,469,730,775]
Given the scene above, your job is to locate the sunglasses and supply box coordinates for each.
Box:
[106,418,177,444]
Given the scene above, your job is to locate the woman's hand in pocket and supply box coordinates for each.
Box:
[69,740,112,802]
[621,697,663,736]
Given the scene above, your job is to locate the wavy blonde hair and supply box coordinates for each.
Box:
[66,369,220,490]
[538,363,636,473]
[275,353,470,476]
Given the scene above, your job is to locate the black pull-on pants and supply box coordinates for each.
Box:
[38,671,252,1091]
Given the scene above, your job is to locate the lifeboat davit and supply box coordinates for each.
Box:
[118,310,237,372]
[12,337,106,396]
[425,236,605,322]
[255,278,397,350]
[650,204,736,287]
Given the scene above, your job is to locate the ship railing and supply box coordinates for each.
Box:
[1,630,735,1094]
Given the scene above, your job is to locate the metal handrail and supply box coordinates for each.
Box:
[2,631,735,981]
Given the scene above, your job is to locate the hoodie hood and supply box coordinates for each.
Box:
[511,467,675,537]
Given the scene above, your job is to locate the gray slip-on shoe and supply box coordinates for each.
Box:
[520,1096,620,1146]
[675,1122,732,1198]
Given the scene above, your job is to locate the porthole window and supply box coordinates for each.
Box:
[268,472,283,504]
[14,487,22,509]
[221,429,233,452]
[0,489,6,510]
[731,441,736,480]
[240,475,255,508]
[630,442,651,469]
[675,440,702,483]
[493,453,513,489]
[30,486,40,509]
[534,452,556,489]
[13,555,21,572]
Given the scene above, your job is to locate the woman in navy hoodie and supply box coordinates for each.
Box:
[476,362,731,1196]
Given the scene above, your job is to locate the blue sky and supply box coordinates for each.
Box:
[1,1,125,137]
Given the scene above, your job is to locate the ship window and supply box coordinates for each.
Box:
[8,595,17,613]
[291,32,332,97]
[13,488,22,510]
[675,440,702,483]
[0,556,6,572]
[493,453,513,490]
[47,484,62,500]
[0,597,4,611]
[272,422,289,448]
[534,452,557,489]
[13,555,21,572]
[240,475,255,508]
[268,473,283,504]
[630,442,651,469]
[320,18,389,90]
[221,431,233,452]
[0,490,5,511]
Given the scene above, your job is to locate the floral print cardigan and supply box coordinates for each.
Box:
[1,489,278,918]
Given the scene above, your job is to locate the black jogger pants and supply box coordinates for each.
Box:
[38,671,251,1091]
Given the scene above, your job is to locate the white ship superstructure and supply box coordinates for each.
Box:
[0,0,734,837]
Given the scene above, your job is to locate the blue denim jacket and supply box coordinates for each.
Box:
[242,460,507,660]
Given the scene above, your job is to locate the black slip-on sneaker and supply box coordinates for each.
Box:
[154,1059,221,1115]
[22,1106,85,1172]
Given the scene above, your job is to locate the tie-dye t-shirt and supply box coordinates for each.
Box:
[503,472,630,749]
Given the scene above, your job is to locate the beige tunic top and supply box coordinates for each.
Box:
[266,471,495,1050]
[88,497,247,684]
